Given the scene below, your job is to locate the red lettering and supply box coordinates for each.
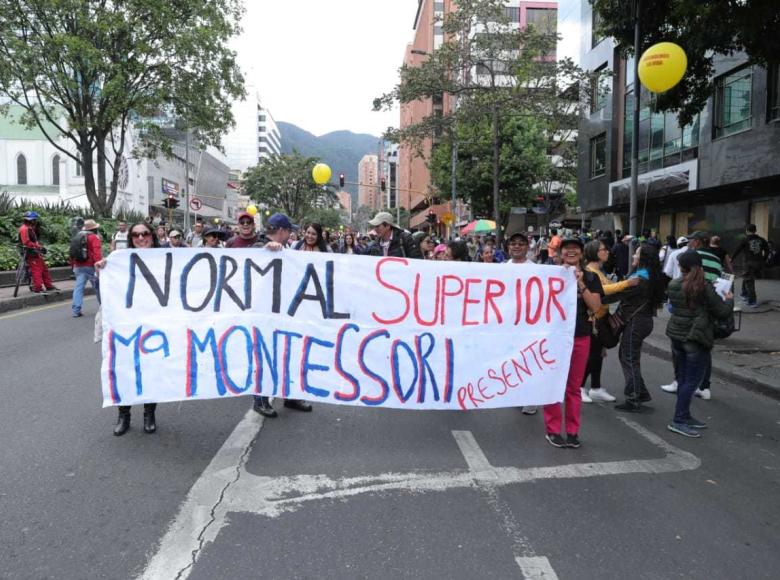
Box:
[412,273,440,326]
[477,377,495,400]
[522,340,543,370]
[487,368,508,397]
[514,279,523,325]
[500,360,519,388]
[546,277,566,322]
[484,279,505,324]
[466,383,484,407]
[525,276,543,325]
[539,338,556,365]
[440,275,464,324]
[372,258,410,325]
[461,278,482,326]
[457,386,469,410]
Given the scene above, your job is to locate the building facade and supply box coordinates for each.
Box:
[222,86,281,174]
[337,190,353,217]
[576,2,780,258]
[358,154,379,210]
[399,0,558,233]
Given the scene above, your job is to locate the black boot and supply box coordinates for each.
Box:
[114,408,131,436]
[283,399,313,412]
[253,396,278,418]
[143,404,157,434]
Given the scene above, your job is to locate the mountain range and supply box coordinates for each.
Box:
[278,121,380,208]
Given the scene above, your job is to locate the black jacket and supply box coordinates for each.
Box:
[665,279,733,350]
[365,227,423,259]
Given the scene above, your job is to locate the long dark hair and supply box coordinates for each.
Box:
[682,265,706,308]
[302,223,329,252]
[447,240,471,262]
[584,240,601,263]
[128,222,160,249]
[637,244,665,308]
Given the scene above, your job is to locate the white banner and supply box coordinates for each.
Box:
[100,249,577,410]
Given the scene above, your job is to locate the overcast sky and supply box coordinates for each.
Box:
[231,0,420,137]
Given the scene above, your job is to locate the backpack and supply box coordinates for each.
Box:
[766,242,778,268]
[69,231,89,261]
[747,236,765,258]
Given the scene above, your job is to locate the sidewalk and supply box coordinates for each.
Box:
[0,276,95,314]
[644,279,780,399]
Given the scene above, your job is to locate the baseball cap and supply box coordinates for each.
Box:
[676,236,688,246]
[678,249,702,270]
[23,211,39,220]
[266,213,299,231]
[688,231,708,240]
[368,211,396,227]
[561,237,584,249]
[507,231,529,243]
[236,211,253,222]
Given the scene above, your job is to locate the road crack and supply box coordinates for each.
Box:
[173,423,262,580]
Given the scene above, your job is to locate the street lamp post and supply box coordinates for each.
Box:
[629,0,642,239]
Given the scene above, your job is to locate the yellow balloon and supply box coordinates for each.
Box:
[312,163,332,185]
[638,42,687,93]
[246,205,258,216]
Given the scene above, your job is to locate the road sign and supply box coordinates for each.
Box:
[190,197,203,211]
[441,212,455,225]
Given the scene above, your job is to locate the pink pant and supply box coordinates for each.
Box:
[544,335,590,435]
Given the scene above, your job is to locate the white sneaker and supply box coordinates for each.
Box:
[581,388,593,403]
[521,406,538,415]
[661,380,678,393]
[694,388,712,400]
[588,388,616,402]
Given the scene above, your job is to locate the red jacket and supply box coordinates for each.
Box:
[72,232,104,267]
[19,223,43,251]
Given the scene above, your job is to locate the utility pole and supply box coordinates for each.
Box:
[184,127,190,232]
[629,0,642,239]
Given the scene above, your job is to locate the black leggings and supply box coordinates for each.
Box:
[118,403,156,414]
[581,332,605,390]
[619,315,654,400]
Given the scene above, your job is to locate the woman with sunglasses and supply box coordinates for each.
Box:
[200,226,226,248]
[95,223,163,436]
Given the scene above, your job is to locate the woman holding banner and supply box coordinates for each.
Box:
[95,222,162,436]
[544,238,603,449]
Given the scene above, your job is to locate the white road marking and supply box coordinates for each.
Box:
[515,557,560,580]
[138,413,700,580]
[137,409,264,580]
[452,430,493,471]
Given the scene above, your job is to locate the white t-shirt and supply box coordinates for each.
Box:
[113,231,128,250]
[663,246,688,280]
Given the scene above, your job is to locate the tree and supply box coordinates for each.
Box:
[0,0,245,216]
[429,112,550,226]
[374,0,589,241]
[243,152,338,224]
[590,0,780,126]
[353,205,376,233]
[302,207,343,230]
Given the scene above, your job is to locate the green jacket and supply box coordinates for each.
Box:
[665,279,733,350]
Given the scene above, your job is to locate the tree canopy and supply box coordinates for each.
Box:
[590,0,780,125]
[242,152,338,224]
[0,0,245,215]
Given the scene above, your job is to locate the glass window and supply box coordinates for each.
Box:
[433,25,443,36]
[52,155,60,185]
[714,67,753,138]
[75,154,83,177]
[434,1,444,12]
[769,63,780,122]
[504,7,520,21]
[590,64,609,113]
[649,112,665,171]
[590,134,606,178]
[16,154,27,185]
[591,9,604,48]
[526,8,557,36]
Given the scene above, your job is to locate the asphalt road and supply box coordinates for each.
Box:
[1,299,779,579]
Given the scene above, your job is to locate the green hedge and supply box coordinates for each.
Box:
[0,191,147,269]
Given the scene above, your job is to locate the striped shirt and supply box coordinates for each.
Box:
[697,248,723,282]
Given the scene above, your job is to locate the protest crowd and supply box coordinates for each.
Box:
[20,207,771,446]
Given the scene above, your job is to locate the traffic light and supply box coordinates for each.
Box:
[165,194,180,209]
[380,177,386,192]
[426,210,436,224]
[339,173,345,188]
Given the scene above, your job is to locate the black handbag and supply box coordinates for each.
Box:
[713,309,737,339]
[594,315,621,349]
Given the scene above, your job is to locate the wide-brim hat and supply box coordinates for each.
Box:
[203,226,227,239]
[82,219,100,231]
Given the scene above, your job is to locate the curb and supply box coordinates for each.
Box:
[644,335,780,401]
[0,288,95,314]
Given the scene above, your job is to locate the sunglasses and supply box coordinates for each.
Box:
[131,231,151,239]
[170,234,181,239]
[239,220,253,225]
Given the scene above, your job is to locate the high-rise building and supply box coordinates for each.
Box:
[337,190,353,216]
[358,154,379,210]
[575,1,780,255]
[399,1,557,234]
[222,86,281,174]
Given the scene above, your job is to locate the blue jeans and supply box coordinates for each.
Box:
[670,339,710,424]
[72,266,99,315]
